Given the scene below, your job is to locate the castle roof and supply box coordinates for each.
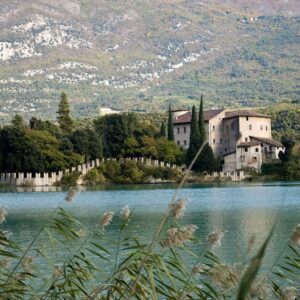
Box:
[250,136,283,147]
[173,109,224,125]
[224,110,270,119]
[237,141,260,148]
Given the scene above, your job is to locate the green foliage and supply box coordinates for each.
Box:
[198,95,205,142]
[186,106,201,168]
[70,128,103,161]
[167,104,174,141]
[83,168,106,185]
[160,122,166,137]
[279,135,295,162]
[57,92,73,133]
[284,157,300,181]
[261,163,283,176]
[98,160,182,184]
[60,171,81,186]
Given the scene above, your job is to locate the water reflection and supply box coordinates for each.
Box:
[0,182,299,268]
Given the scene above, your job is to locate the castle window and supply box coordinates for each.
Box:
[245,147,248,152]
[225,147,227,152]
[177,128,180,134]
[213,125,215,131]
[255,148,259,152]
[249,125,252,130]
[246,117,249,121]
[184,140,187,146]
[183,127,186,133]
[213,139,216,144]
[177,141,180,145]
[269,145,272,151]
[245,137,248,142]
[266,126,268,131]
[261,125,263,130]
[220,138,223,144]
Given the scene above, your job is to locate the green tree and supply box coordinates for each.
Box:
[70,128,102,162]
[57,92,73,133]
[186,106,201,168]
[279,135,295,162]
[198,95,205,143]
[11,114,26,128]
[160,122,166,137]
[167,104,174,141]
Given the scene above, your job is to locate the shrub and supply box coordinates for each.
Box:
[83,168,106,185]
[60,171,81,186]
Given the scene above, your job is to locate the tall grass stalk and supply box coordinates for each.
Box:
[129,140,208,297]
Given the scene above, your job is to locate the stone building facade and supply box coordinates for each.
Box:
[172,109,283,172]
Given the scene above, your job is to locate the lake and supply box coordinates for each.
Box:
[1,182,300,270]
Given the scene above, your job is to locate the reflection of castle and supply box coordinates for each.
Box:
[172,109,283,172]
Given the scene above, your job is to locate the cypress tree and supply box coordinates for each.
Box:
[160,122,166,137]
[57,92,73,133]
[198,95,205,143]
[195,96,219,172]
[167,104,174,141]
[186,105,201,168]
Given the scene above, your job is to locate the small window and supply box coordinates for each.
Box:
[183,127,186,133]
[266,126,268,131]
[253,157,257,161]
[213,139,216,144]
[177,141,180,145]
[245,137,248,142]
[245,147,248,152]
[177,128,180,134]
[246,116,249,121]
[220,138,223,144]
[255,148,259,152]
[249,125,252,130]
[184,140,187,146]
[260,125,263,130]
[213,125,215,131]
[269,145,272,151]
[225,147,227,152]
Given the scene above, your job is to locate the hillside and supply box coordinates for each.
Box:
[0,0,299,123]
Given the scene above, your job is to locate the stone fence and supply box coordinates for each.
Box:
[212,171,245,182]
[0,157,180,187]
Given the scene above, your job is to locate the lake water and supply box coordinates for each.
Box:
[1,182,300,270]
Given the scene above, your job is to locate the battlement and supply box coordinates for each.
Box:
[0,157,180,187]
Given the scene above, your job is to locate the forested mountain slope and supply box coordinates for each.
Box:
[0,0,299,122]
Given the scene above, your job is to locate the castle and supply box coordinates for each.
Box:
[172,108,283,172]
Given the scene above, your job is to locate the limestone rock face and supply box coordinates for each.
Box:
[0,0,299,122]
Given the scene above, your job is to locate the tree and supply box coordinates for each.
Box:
[11,114,26,128]
[167,104,174,141]
[198,95,205,143]
[160,122,166,137]
[57,92,73,133]
[196,96,219,172]
[186,106,201,168]
[279,135,295,162]
[70,128,102,162]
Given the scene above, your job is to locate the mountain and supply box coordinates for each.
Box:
[0,0,299,123]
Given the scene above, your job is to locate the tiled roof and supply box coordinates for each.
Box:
[250,136,283,147]
[237,141,260,147]
[173,109,224,124]
[224,110,270,119]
